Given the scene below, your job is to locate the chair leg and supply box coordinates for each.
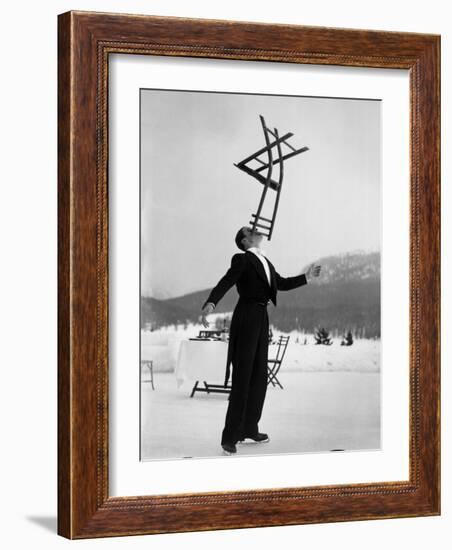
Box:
[267,369,277,386]
[150,361,155,390]
[190,381,199,398]
[146,362,155,390]
[267,365,284,389]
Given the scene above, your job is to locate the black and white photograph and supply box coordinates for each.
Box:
[140,88,381,460]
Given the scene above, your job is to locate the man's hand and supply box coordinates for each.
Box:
[305,263,322,282]
[201,303,215,328]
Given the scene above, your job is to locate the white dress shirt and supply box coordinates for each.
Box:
[247,246,271,286]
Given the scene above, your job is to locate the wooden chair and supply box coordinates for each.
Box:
[267,335,290,389]
[234,115,309,240]
[141,360,155,390]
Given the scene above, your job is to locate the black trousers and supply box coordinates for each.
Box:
[221,302,269,445]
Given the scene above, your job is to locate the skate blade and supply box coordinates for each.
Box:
[238,437,270,445]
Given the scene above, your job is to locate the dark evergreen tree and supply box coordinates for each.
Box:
[314,327,333,345]
[341,330,354,346]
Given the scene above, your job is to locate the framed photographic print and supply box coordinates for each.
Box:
[58,11,440,539]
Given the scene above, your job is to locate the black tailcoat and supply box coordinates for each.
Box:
[203,251,308,444]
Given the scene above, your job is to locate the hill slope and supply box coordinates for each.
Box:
[141,250,381,337]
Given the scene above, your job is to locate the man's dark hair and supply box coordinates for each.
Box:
[235,227,248,251]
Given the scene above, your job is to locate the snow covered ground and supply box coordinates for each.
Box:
[141,323,380,373]
[140,326,380,460]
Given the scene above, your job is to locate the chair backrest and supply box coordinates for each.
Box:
[274,335,290,363]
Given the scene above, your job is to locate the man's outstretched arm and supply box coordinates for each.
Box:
[274,271,308,291]
[201,253,246,310]
[274,262,322,291]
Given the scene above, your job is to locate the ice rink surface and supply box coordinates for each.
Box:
[141,336,380,460]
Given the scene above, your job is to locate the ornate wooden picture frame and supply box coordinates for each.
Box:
[58,11,440,539]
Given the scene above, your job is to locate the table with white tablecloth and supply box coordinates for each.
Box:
[175,340,229,392]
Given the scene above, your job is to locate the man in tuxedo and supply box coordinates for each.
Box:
[201,226,321,455]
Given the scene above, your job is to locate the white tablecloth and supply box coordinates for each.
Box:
[141,330,187,372]
[175,340,229,388]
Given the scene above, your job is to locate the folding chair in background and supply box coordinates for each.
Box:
[267,335,290,389]
[141,360,155,390]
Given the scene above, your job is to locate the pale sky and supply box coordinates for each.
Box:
[141,89,380,299]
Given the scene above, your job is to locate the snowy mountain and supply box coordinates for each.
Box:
[301,250,380,285]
